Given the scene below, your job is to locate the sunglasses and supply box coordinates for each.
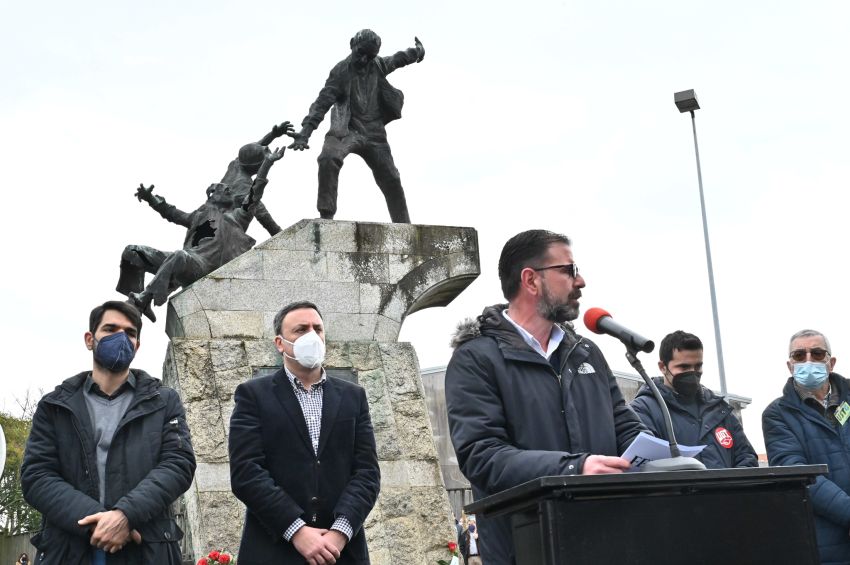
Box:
[531,263,580,278]
[789,348,830,362]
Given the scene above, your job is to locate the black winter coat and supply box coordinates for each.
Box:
[228,370,380,564]
[630,377,758,469]
[21,370,196,565]
[763,374,850,565]
[445,305,647,565]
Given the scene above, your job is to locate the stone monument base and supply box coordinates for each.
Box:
[162,220,479,564]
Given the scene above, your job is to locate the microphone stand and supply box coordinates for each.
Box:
[625,346,706,472]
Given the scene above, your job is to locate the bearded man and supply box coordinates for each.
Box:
[445,229,647,565]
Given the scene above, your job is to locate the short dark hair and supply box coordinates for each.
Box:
[273,301,323,335]
[351,29,381,50]
[89,301,143,336]
[498,230,571,300]
[659,330,703,365]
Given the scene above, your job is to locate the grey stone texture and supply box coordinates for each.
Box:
[162,220,479,564]
[165,220,479,342]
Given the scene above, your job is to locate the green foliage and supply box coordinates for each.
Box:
[1,411,41,535]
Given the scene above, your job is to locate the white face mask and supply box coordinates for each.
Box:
[280,331,326,369]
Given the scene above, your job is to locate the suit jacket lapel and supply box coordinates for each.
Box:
[272,369,314,454]
[317,377,342,458]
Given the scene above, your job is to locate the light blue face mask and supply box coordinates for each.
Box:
[793,361,829,389]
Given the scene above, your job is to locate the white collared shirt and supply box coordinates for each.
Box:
[502,309,564,360]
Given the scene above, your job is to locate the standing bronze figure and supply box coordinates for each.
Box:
[288,30,425,223]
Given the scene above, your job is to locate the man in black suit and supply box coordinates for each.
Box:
[229,301,380,564]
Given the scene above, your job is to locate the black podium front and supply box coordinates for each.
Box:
[465,465,825,565]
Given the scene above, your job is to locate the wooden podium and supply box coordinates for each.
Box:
[465,465,825,565]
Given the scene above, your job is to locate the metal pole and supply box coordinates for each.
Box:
[689,110,728,397]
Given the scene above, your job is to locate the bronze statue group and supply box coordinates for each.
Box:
[117,29,425,322]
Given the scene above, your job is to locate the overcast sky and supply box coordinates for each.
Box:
[2,1,849,452]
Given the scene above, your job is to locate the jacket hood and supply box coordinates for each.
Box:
[450,303,578,350]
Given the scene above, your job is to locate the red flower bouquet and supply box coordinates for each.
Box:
[198,549,236,565]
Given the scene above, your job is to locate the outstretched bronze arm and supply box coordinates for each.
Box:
[288,125,314,151]
[242,147,285,210]
[135,183,192,227]
[135,183,164,207]
[258,121,295,146]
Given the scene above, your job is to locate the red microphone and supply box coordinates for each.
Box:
[583,307,655,353]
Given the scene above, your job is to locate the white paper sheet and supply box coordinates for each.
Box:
[620,431,706,472]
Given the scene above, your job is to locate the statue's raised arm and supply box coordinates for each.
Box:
[134,183,192,227]
[243,146,285,210]
[258,121,295,147]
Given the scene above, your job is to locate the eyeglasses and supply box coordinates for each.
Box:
[789,348,830,362]
[531,263,580,278]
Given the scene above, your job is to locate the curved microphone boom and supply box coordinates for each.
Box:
[583,306,705,472]
[583,308,655,353]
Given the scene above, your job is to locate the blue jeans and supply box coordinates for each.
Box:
[91,548,107,565]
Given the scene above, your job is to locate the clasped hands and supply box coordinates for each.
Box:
[78,509,142,554]
[292,525,347,565]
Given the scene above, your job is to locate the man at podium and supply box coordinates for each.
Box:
[445,229,647,565]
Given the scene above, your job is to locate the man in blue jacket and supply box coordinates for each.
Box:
[630,330,757,469]
[445,230,647,565]
[764,329,850,565]
[21,301,196,565]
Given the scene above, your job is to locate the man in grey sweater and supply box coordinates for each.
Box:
[22,301,196,565]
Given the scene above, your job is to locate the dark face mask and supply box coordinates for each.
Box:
[93,332,136,373]
[670,370,702,397]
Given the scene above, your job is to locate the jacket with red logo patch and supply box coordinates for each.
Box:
[630,376,758,469]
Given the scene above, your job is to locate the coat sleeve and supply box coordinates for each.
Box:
[228,382,306,538]
[628,394,667,442]
[728,413,758,468]
[112,390,196,528]
[331,387,381,535]
[380,47,421,75]
[150,199,193,228]
[763,402,850,527]
[301,63,345,131]
[20,401,105,538]
[446,341,588,493]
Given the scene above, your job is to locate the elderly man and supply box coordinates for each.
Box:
[21,301,196,565]
[631,330,757,469]
[764,329,850,565]
[229,301,380,564]
[288,29,425,223]
[445,229,647,565]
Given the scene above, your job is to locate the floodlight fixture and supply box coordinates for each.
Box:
[674,89,700,113]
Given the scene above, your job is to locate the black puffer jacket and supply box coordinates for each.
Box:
[445,305,646,565]
[21,370,196,565]
[630,377,757,469]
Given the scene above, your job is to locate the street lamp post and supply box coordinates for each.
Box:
[674,89,728,398]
